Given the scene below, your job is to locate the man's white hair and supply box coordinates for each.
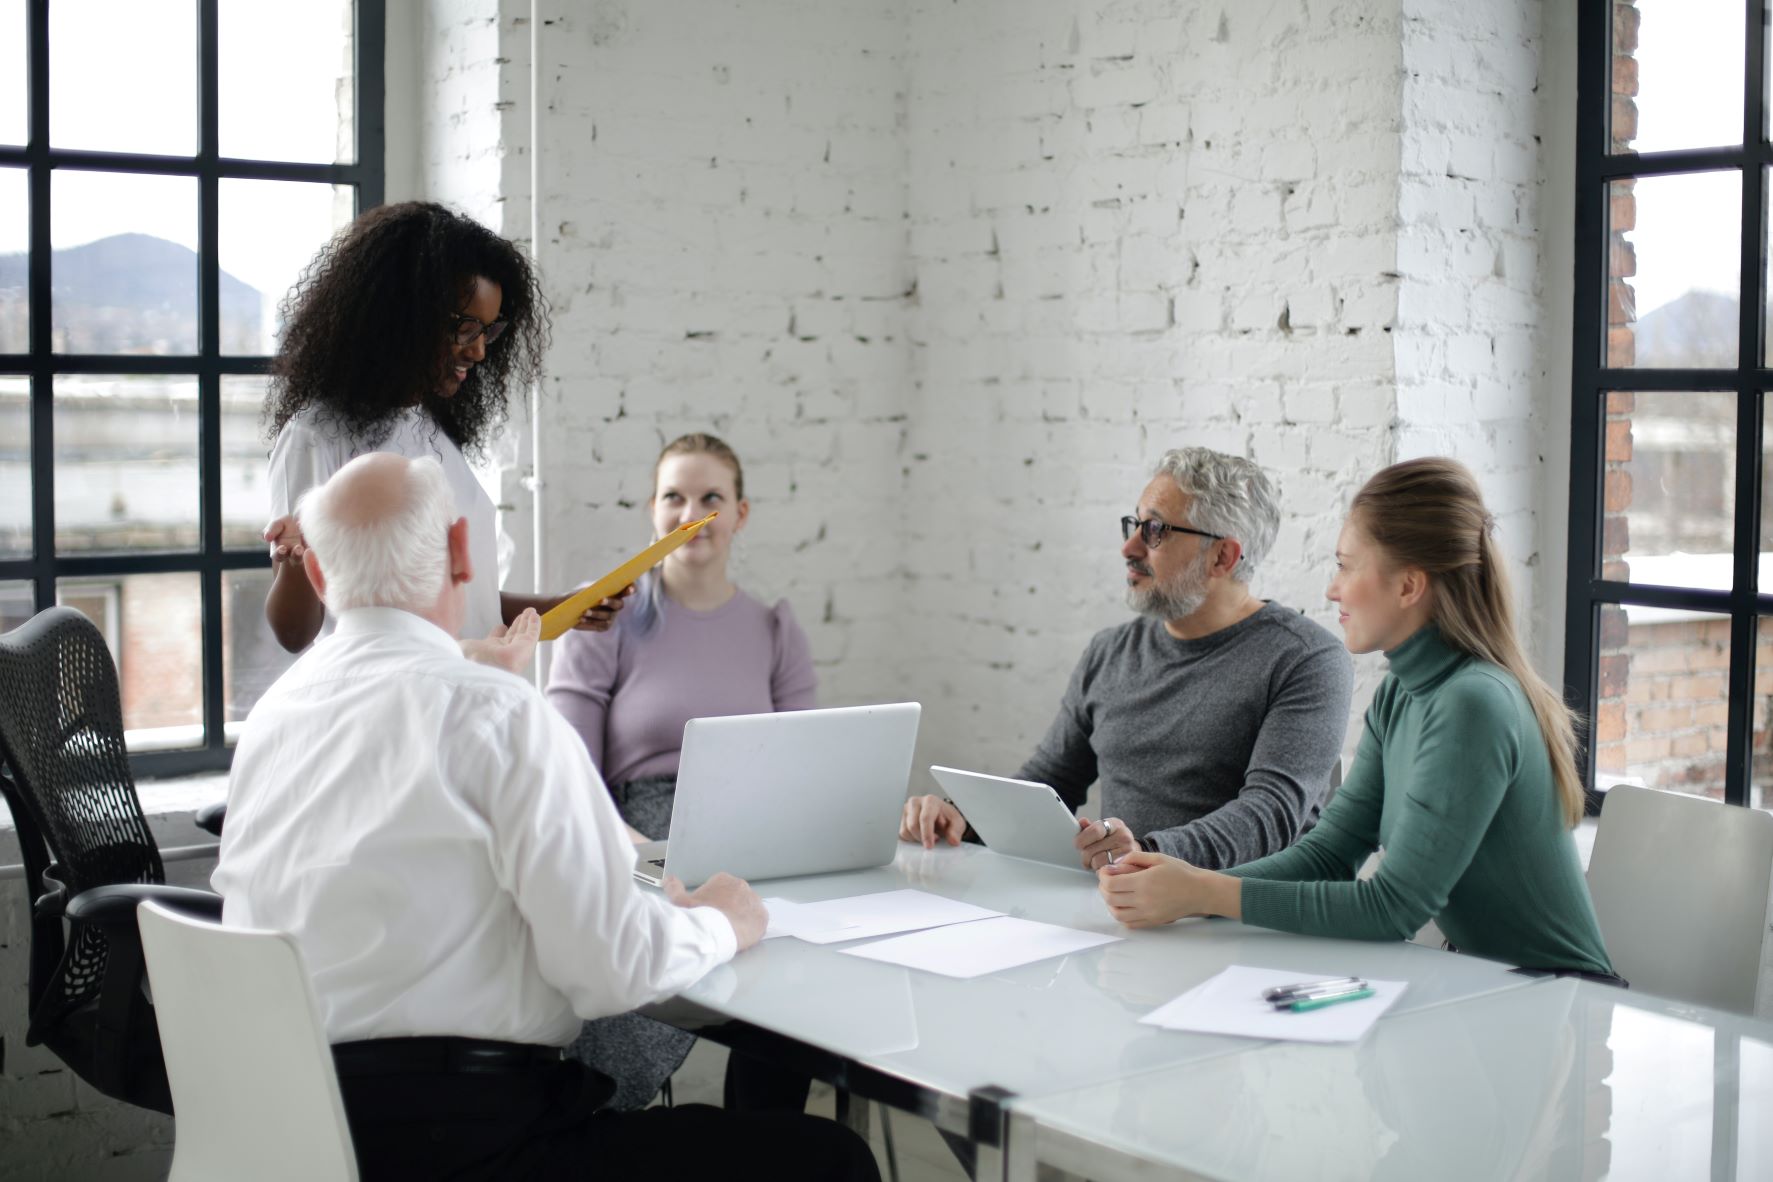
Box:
[1153,448,1280,583]
[297,456,455,613]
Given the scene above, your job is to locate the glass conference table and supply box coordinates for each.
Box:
[1004,977,1773,1181]
[644,842,1541,1175]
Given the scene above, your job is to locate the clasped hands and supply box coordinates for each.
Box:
[897,793,1239,928]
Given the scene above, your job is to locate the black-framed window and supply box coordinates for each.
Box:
[0,0,383,776]
[1567,0,1771,808]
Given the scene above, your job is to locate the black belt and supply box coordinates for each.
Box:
[332,1036,566,1078]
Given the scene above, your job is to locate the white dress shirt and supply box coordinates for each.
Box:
[268,407,505,643]
[213,607,736,1046]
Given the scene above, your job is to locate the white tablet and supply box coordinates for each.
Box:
[928,766,1088,872]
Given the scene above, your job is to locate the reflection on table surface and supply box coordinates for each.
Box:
[1017,978,1773,1182]
[660,842,1537,1102]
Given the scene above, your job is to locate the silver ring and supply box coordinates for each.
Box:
[1101,818,1115,842]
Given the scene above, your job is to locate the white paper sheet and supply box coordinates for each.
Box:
[839,915,1121,978]
[772,889,1004,945]
[1141,964,1407,1044]
[762,897,862,941]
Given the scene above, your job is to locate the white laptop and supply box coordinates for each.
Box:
[927,766,1088,872]
[633,702,921,888]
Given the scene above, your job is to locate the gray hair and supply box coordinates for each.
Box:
[1152,448,1280,583]
[297,456,456,613]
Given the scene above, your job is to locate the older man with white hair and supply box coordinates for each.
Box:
[214,452,878,1182]
[903,447,1353,872]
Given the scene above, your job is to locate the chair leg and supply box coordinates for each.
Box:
[879,1103,900,1182]
[660,1077,674,1108]
[834,1085,871,1141]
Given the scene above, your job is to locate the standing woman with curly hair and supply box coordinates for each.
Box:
[261,201,622,659]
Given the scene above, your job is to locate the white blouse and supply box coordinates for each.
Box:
[267,406,504,642]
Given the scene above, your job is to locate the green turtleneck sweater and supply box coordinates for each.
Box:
[1227,626,1613,976]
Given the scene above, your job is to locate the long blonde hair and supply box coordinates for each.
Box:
[1351,458,1585,828]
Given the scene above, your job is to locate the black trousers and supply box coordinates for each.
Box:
[724,1053,977,1179]
[337,1056,880,1181]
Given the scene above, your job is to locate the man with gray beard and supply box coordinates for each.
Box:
[901,448,1352,871]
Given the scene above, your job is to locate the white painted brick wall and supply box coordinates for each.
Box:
[524,0,912,709]
[900,0,1409,775]
[1395,0,1554,678]
[461,0,1556,777]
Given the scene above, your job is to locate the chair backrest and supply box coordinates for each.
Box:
[137,901,359,1182]
[0,607,163,896]
[0,606,163,1041]
[1586,784,1773,1013]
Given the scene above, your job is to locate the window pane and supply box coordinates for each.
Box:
[0,578,32,633]
[0,0,22,146]
[0,375,26,558]
[1609,0,1745,155]
[219,179,353,355]
[1601,390,1735,588]
[1595,603,1730,800]
[222,567,293,730]
[50,0,195,155]
[220,0,356,163]
[1756,618,1773,809]
[0,165,25,352]
[54,375,198,554]
[1606,172,1740,369]
[57,572,202,750]
[52,171,199,355]
[221,374,270,548]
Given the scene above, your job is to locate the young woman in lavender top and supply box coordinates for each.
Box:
[547,433,816,1111]
[546,432,817,840]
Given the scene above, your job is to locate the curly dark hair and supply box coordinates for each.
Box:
[265,201,550,456]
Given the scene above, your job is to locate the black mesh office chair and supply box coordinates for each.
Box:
[0,607,222,1115]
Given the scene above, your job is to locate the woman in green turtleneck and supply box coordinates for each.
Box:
[1099,457,1615,979]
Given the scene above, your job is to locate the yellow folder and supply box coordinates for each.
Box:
[539,512,718,640]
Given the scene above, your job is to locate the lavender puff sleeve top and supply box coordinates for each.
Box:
[544,581,818,786]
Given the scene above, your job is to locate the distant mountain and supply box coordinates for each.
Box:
[1633,289,1753,368]
[0,232,262,354]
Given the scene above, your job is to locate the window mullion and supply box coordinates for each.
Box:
[198,0,224,753]
[26,0,50,616]
[1724,0,1770,807]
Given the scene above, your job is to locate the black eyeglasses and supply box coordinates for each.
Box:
[449,313,509,347]
[1120,516,1224,548]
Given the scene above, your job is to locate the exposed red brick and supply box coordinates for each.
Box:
[1605,418,1633,462]
[1607,390,1634,415]
[1604,468,1633,513]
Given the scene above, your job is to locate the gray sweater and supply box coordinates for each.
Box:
[1017,602,1353,869]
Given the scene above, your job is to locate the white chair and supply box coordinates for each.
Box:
[137,900,358,1181]
[1585,784,1773,1014]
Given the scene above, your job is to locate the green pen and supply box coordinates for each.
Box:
[1285,987,1376,1012]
